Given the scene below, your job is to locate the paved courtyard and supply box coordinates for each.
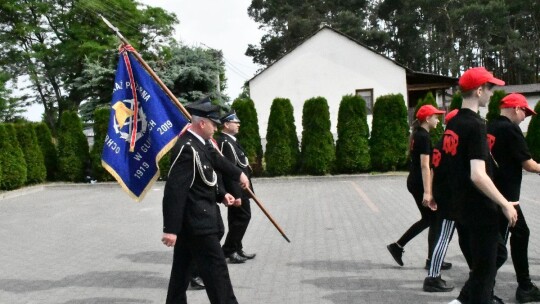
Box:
[1,173,540,304]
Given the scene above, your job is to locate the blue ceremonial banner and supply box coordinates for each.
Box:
[102,47,189,201]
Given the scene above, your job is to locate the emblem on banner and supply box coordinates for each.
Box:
[112,99,148,143]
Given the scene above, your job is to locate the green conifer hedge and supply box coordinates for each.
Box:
[57,111,90,182]
[369,94,409,171]
[486,90,506,122]
[15,124,46,184]
[34,122,58,181]
[449,91,462,110]
[300,97,335,175]
[335,95,370,173]
[91,107,114,181]
[0,124,27,189]
[526,101,540,162]
[265,98,299,176]
[232,97,264,176]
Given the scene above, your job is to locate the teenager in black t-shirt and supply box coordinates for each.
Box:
[443,67,518,304]
[488,93,540,303]
[387,105,445,268]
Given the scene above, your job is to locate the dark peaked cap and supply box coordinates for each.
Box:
[220,110,241,124]
[185,97,222,124]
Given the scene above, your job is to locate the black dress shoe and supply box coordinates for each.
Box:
[226,252,247,264]
[423,276,454,292]
[237,250,256,259]
[425,259,452,270]
[190,276,205,290]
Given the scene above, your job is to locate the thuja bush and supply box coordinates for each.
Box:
[34,122,58,181]
[264,98,299,176]
[232,97,264,176]
[300,96,335,175]
[335,95,370,173]
[486,90,506,122]
[15,123,46,184]
[0,123,27,189]
[57,111,90,182]
[90,107,114,181]
[369,94,409,171]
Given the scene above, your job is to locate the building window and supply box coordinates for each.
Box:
[356,89,374,114]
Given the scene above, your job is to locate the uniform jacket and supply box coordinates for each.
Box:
[162,131,242,236]
[215,132,253,199]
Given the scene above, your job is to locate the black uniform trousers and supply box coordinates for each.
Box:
[397,181,437,260]
[501,205,531,287]
[222,196,251,256]
[166,234,238,304]
[456,221,507,304]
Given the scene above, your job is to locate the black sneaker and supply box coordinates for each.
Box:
[423,276,454,292]
[516,283,540,303]
[387,243,404,266]
[425,259,453,270]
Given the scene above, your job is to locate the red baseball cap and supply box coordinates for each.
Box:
[458,67,505,91]
[500,93,536,116]
[445,109,459,124]
[416,105,445,121]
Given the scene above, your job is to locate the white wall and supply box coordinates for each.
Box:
[249,28,408,139]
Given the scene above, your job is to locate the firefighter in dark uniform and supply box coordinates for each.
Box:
[161,97,250,304]
[215,110,256,264]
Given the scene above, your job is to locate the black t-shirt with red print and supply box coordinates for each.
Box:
[433,108,498,226]
[487,116,531,202]
[407,127,431,190]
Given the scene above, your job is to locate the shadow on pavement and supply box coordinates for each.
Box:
[118,250,172,265]
[61,298,152,304]
[0,271,167,293]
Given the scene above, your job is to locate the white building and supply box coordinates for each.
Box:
[248,26,456,139]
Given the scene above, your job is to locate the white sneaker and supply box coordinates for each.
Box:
[448,300,462,304]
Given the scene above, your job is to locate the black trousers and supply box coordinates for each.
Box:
[456,221,507,304]
[166,234,238,304]
[222,197,251,256]
[501,205,531,287]
[397,182,437,260]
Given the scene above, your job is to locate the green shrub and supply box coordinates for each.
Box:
[335,95,370,173]
[159,150,172,181]
[232,97,264,176]
[34,123,58,181]
[300,97,335,175]
[15,123,46,184]
[414,91,444,144]
[486,90,506,122]
[90,107,114,181]
[57,111,90,182]
[0,124,27,189]
[449,91,462,110]
[369,94,409,171]
[264,98,299,176]
[526,101,540,162]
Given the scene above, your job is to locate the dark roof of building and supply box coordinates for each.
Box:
[495,83,540,94]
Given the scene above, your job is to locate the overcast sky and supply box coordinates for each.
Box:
[24,0,264,121]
